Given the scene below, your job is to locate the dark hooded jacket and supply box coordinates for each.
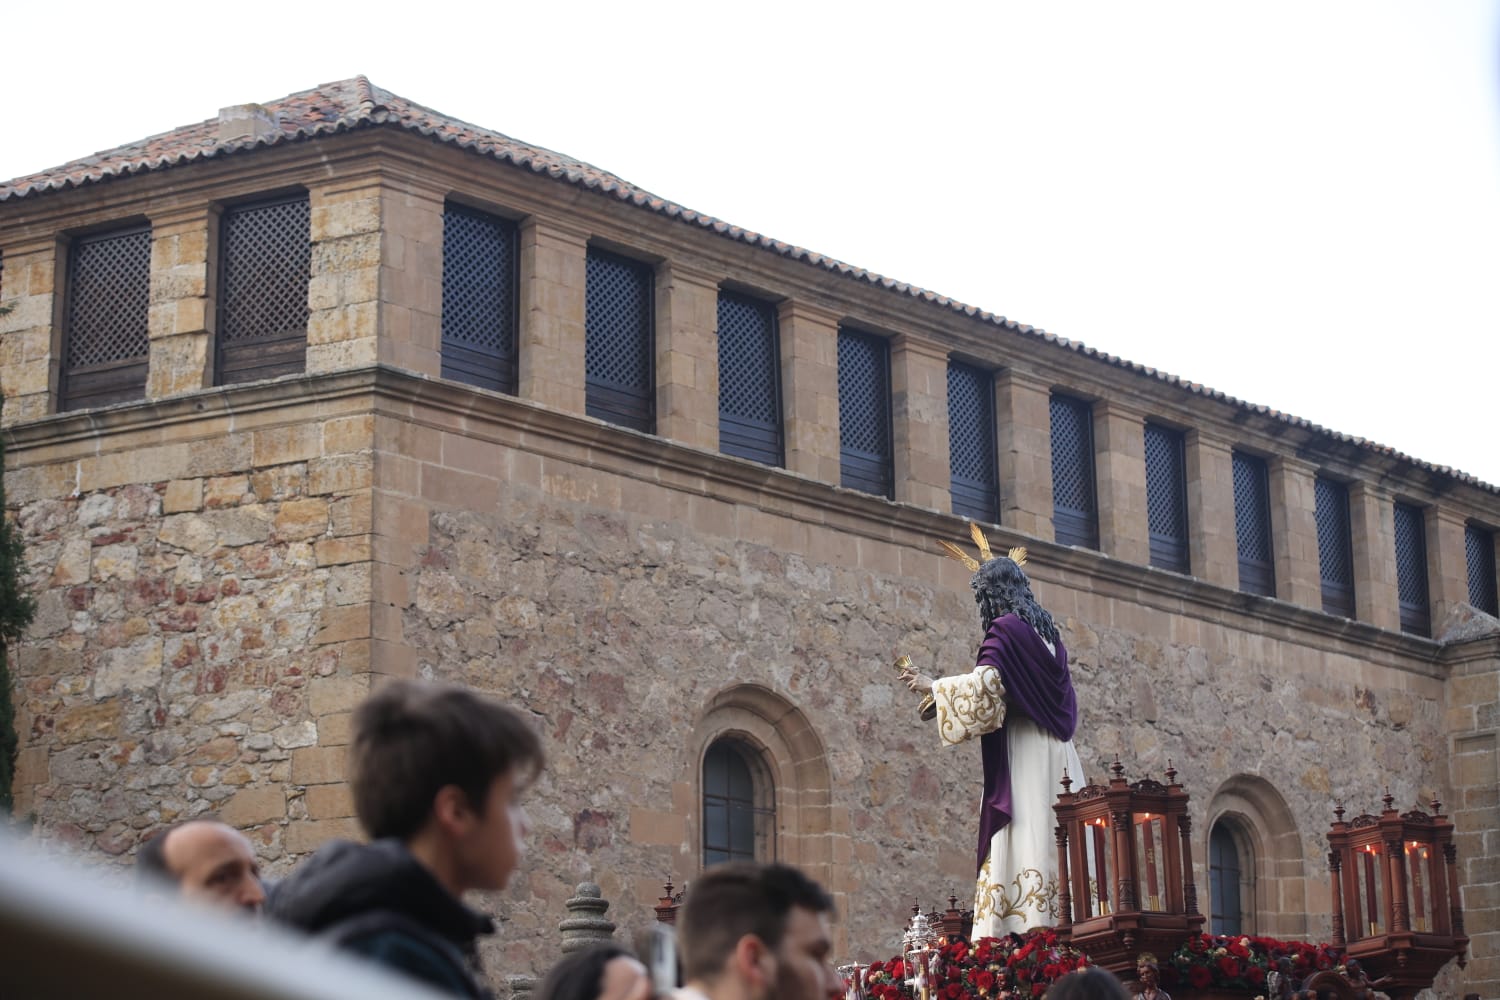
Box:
[268,838,495,999]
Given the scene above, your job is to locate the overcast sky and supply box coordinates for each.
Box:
[6,2,1498,487]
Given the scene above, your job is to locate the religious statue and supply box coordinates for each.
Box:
[899,525,1083,938]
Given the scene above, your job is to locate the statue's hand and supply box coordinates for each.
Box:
[899,664,935,694]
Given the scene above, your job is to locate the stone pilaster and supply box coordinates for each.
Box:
[0,237,59,424]
[890,333,950,511]
[994,369,1053,538]
[778,300,840,483]
[1350,481,1400,631]
[518,217,588,415]
[1093,400,1149,564]
[377,181,444,378]
[1185,430,1237,589]
[146,208,214,399]
[1269,456,1321,609]
[1428,506,1471,626]
[654,261,720,451]
[306,179,382,373]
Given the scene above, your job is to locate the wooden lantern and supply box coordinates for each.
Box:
[1326,793,1468,999]
[1052,759,1204,977]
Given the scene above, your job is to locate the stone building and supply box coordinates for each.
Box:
[2,77,1497,994]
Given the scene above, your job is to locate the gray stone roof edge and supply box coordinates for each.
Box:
[2,81,1493,496]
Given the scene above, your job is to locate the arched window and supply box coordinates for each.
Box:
[702,737,774,867]
[1205,774,1306,939]
[1209,821,1244,934]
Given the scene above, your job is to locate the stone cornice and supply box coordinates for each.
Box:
[5,365,1451,678]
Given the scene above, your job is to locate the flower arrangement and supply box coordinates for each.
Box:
[1161,933,1342,994]
[861,929,1091,999]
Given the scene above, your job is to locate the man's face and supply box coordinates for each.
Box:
[456,770,530,892]
[769,905,841,1000]
[163,822,265,914]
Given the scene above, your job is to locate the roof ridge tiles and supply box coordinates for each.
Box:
[0,76,1492,493]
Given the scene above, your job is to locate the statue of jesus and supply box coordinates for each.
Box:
[899,529,1083,938]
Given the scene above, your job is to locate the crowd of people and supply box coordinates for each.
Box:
[135,678,1138,1000]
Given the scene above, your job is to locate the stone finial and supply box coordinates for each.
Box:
[559,882,616,954]
[507,974,537,996]
[217,103,281,143]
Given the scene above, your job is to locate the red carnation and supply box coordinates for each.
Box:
[974,970,996,992]
[1247,966,1266,985]
[943,985,963,1000]
[1188,966,1213,990]
[1217,955,1240,978]
[1031,984,1045,997]
[1187,936,1207,953]
[867,962,885,975]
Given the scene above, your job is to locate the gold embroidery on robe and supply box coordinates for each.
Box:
[973,856,1061,926]
[931,665,1006,746]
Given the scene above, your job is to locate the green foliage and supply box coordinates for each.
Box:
[0,422,37,814]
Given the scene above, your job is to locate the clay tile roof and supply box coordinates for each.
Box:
[1,77,1492,493]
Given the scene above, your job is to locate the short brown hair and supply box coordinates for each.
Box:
[677,862,834,982]
[350,680,544,840]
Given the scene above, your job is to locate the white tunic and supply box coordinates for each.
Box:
[930,648,1084,938]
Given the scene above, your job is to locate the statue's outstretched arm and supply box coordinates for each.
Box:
[930,665,1006,746]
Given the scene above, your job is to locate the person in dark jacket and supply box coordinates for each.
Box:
[270,680,545,998]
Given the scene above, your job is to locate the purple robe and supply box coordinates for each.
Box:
[973,614,1079,874]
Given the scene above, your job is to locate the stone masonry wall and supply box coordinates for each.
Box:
[2,380,1476,994]
[7,397,376,867]
[385,429,1452,982]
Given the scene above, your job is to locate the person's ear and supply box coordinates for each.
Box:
[431,784,476,836]
[732,934,774,990]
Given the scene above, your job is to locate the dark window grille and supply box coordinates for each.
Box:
[1144,423,1189,572]
[702,739,772,867]
[585,248,654,433]
[1209,822,1244,936]
[947,361,998,522]
[717,291,782,467]
[441,204,518,394]
[217,194,310,385]
[1315,477,1356,617]
[1233,452,1275,596]
[1050,394,1098,549]
[1466,524,1499,617]
[61,225,151,410]
[1394,503,1430,636]
[838,328,893,498]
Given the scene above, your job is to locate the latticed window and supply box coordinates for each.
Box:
[217,194,310,385]
[947,361,997,522]
[702,738,773,866]
[1232,452,1274,596]
[441,203,518,394]
[717,291,782,466]
[838,328,892,498]
[1314,477,1355,617]
[1144,423,1188,572]
[1050,394,1097,549]
[1466,524,1498,617]
[1394,502,1430,636]
[61,224,151,410]
[585,247,654,433]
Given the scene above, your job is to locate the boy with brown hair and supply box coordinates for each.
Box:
[270,680,543,998]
